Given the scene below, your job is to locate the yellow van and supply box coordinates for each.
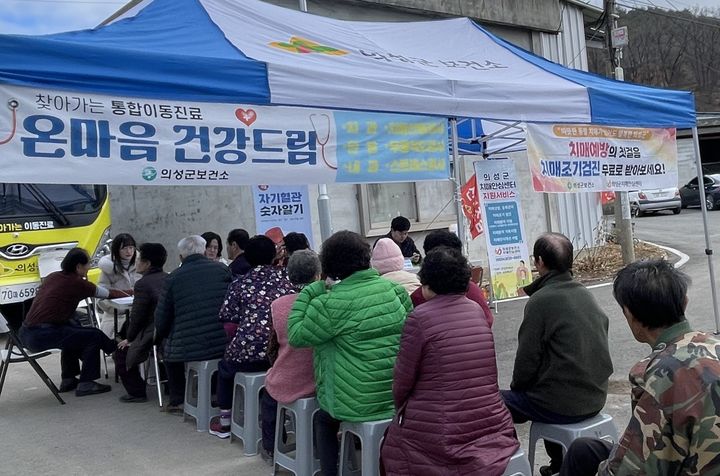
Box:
[0,184,111,320]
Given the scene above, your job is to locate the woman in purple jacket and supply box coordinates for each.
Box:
[381,246,519,475]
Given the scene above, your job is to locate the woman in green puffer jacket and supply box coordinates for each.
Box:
[288,230,412,476]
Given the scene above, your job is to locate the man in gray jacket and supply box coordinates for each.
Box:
[155,235,231,412]
[501,232,613,476]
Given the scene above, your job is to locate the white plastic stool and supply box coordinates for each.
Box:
[230,371,266,456]
[338,419,392,476]
[183,359,220,432]
[502,447,532,476]
[528,413,618,470]
[273,397,320,476]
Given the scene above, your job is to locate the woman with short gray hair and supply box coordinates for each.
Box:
[260,250,320,462]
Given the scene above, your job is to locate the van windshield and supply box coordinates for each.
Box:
[0,184,106,219]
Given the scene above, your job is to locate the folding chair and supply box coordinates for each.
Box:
[84,298,110,380]
[0,312,65,405]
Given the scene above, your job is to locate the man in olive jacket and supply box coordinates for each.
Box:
[155,235,231,410]
[501,232,613,476]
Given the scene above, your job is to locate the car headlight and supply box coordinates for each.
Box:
[90,226,112,267]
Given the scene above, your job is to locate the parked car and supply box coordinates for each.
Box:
[628,187,681,216]
[680,174,720,211]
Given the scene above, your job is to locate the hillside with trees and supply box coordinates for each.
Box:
[588,7,719,112]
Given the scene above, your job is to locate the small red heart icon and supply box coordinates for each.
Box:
[235,108,257,126]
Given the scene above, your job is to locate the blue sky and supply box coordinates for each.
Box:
[1,0,124,35]
[1,0,718,36]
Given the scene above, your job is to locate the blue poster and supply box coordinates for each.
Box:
[334,111,449,183]
[252,184,314,248]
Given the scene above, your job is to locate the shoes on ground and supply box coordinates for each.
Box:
[208,416,231,439]
[58,377,78,393]
[75,381,112,397]
[161,403,184,414]
[539,465,560,476]
[119,394,148,403]
[260,447,274,465]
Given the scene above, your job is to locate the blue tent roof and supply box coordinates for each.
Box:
[0,0,695,127]
[0,0,269,103]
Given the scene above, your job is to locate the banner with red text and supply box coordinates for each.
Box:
[526,123,677,193]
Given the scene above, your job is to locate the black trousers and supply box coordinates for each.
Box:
[559,437,614,476]
[113,347,146,398]
[164,361,186,406]
[315,409,341,476]
[260,389,278,453]
[20,323,116,382]
[215,358,270,409]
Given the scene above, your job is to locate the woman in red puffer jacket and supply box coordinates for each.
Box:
[381,246,519,476]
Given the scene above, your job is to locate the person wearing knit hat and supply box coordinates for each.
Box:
[371,238,420,294]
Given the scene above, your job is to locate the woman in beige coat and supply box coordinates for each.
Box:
[371,238,420,294]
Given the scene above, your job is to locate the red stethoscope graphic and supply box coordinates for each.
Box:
[0,99,18,145]
[309,113,336,170]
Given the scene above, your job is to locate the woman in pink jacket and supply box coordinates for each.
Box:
[381,246,518,475]
[261,250,319,462]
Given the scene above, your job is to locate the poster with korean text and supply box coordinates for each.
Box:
[526,124,677,192]
[473,159,532,300]
[252,185,314,249]
[0,85,449,186]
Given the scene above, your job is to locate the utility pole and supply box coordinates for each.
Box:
[605,0,635,264]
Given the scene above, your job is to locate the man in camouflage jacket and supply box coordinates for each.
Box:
[559,259,720,476]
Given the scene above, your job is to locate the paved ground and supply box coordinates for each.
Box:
[1,207,717,475]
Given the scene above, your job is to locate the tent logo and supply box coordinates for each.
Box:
[269,37,348,56]
[141,166,157,181]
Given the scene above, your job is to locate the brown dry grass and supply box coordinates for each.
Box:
[574,241,672,285]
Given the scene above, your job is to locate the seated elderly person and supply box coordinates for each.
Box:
[113,243,169,403]
[20,248,125,397]
[262,250,320,460]
[289,230,412,476]
[209,235,296,449]
[382,246,518,475]
[409,229,493,326]
[371,237,420,294]
[559,259,720,476]
[154,235,231,412]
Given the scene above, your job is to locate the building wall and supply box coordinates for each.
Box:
[533,4,605,250]
[109,0,594,266]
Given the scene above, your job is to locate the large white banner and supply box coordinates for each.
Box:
[0,85,449,185]
[527,123,678,192]
[473,159,532,300]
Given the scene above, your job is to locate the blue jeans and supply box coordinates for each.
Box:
[501,390,599,471]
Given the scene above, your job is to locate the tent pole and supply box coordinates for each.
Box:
[450,118,467,256]
[692,126,720,334]
[296,0,332,243]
